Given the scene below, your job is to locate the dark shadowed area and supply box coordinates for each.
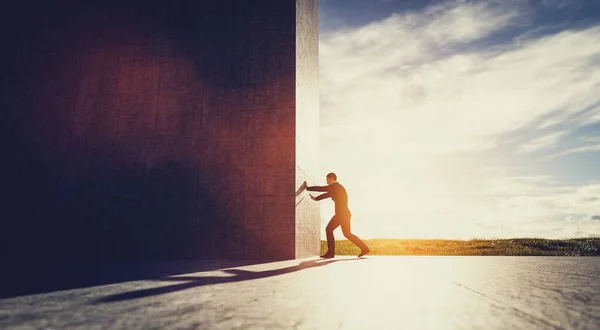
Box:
[0,0,299,298]
[0,259,278,299]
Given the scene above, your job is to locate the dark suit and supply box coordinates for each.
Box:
[307,182,368,255]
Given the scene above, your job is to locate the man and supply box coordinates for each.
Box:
[301,173,370,258]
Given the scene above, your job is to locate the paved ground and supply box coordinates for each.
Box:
[1,256,599,329]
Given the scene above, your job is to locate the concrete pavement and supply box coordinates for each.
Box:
[1,256,599,329]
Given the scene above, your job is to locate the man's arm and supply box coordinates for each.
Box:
[315,193,331,201]
[306,185,329,192]
[310,193,331,201]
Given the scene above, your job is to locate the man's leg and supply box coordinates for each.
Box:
[340,216,370,257]
[322,216,341,258]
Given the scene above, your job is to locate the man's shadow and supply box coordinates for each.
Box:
[94,258,363,304]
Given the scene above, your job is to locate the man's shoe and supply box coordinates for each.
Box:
[358,248,370,257]
[320,253,334,259]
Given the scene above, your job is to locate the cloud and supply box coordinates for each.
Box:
[580,107,600,125]
[481,175,565,195]
[582,136,600,143]
[416,0,525,45]
[592,215,600,220]
[540,0,571,9]
[318,0,600,239]
[320,2,600,158]
[342,171,600,239]
[516,131,569,154]
[542,143,600,160]
[540,0,586,10]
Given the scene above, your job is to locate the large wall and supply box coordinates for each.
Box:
[1,0,318,262]
[295,0,321,258]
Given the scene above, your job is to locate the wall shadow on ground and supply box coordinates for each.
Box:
[94,258,364,304]
[0,259,278,299]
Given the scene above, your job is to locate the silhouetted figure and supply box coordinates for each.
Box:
[301,173,370,258]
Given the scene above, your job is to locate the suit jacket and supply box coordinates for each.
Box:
[307,182,352,217]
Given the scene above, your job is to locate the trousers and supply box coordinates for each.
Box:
[325,213,368,255]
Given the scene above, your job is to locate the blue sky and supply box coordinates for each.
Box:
[316,0,600,239]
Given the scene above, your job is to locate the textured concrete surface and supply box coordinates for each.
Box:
[2,0,319,261]
[295,0,321,258]
[1,256,599,329]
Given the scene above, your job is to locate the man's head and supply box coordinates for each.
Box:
[326,172,337,185]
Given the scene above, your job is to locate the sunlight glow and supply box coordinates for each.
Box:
[318,0,600,240]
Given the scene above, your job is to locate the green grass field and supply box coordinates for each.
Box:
[321,237,600,256]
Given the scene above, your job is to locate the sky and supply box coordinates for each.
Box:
[316,0,600,240]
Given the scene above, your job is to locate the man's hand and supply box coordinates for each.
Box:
[310,194,316,201]
[295,181,308,198]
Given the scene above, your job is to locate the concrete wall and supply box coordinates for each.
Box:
[1,0,318,262]
[295,0,321,258]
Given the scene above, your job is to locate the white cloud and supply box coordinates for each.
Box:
[417,1,525,45]
[541,0,569,8]
[481,175,563,195]
[516,131,569,154]
[345,179,600,239]
[318,0,600,239]
[542,143,600,160]
[320,1,600,157]
[579,106,600,126]
[540,0,585,10]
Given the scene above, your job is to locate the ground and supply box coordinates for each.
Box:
[1,256,599,329]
